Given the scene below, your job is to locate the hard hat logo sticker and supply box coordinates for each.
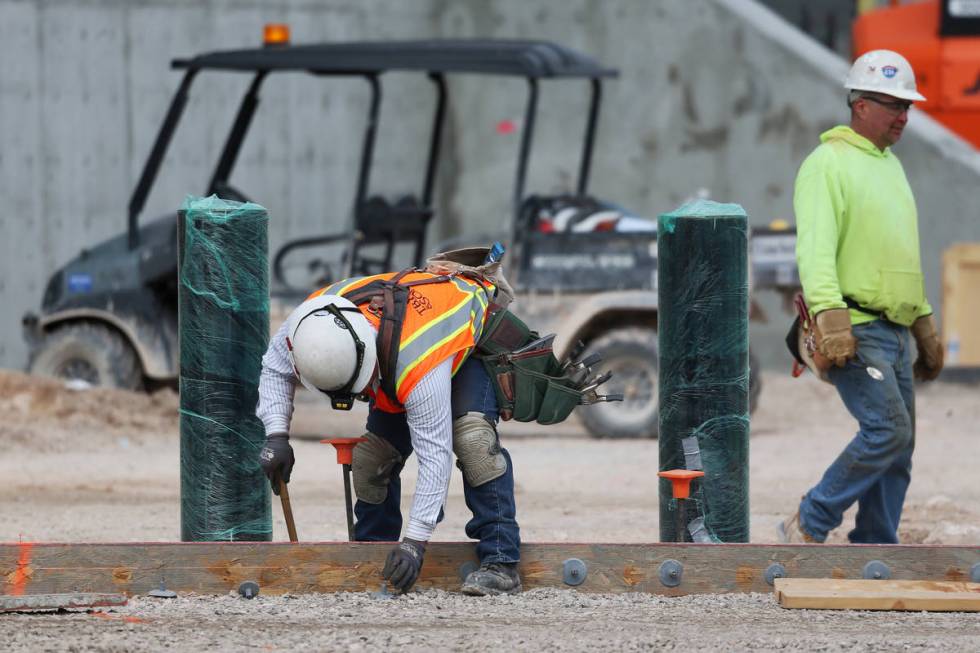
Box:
[882,66,898,78]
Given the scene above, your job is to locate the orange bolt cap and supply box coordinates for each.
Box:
[321,437,368,465]
[657,469,705,500]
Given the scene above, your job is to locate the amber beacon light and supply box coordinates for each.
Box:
[263,23,290,46]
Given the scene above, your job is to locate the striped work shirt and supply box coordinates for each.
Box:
[256,319,453,542]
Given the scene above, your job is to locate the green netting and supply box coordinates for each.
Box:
[178,195,271,542]
[657,200,749,543]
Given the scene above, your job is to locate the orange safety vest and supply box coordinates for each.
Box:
[308,270,494,413]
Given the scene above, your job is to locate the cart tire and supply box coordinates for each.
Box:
[578,328,660,439]
[28,322,143,390]
[578,328,761,439]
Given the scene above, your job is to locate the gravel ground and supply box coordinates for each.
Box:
[2,590,979,652]
[1,369,979,650]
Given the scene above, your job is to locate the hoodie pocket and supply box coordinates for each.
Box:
[874,269,924,326]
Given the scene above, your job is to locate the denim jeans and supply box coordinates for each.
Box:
[353,356,521,563]
[799,319,915,544]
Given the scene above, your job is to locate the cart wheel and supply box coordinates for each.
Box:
[578,328,761,439]
[29,322,143,390]
[578,328,660,439]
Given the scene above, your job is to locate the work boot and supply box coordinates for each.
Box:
[461,562,522,596]
[777,511,819,543]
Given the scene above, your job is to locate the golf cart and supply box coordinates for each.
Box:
[24,35,789,437]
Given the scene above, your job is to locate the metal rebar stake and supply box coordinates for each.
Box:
[322,437,368,542]
[657,469,705,543]
[342,463,355,541]
[675,497,689,543]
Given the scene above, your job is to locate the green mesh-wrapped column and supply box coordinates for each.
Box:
[178,195,271,542]
[657,200,749,543]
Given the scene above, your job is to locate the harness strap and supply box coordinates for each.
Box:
[340,269,472,406]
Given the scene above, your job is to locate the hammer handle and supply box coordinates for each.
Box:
[278,479,299,542]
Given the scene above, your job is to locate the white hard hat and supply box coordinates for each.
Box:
[286,295,377,409]
[844,49,926,102]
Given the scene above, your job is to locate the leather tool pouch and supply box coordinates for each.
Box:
[785,293,831,380]
[477,308,582,425]
[427,246,581,425]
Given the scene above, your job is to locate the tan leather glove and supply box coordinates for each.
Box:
[815,308,856,367]
[911,315,943,381]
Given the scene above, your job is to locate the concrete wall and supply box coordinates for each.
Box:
[758,0,855,55]
[2,0,978,370]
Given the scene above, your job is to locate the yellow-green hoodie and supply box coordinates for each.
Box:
[794,125,931,326]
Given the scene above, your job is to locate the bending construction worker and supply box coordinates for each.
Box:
[254,247,606,594]
[781,50,944,544]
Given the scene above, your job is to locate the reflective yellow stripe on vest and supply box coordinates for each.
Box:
[308,271,493,406]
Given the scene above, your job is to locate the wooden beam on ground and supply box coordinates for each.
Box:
[775,578,980,611]
[0,592,128,612]
[1,542,978,597]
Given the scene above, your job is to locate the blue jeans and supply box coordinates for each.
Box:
[799,320,915,544]
[353,357,521,564]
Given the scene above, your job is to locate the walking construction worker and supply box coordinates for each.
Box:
[254,246,606,594]
[781,50,944,544]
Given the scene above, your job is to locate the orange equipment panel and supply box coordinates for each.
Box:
[853,0,980,149]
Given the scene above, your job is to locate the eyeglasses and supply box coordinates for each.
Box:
[860,95,913,115]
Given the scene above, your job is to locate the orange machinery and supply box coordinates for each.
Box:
[853,0,980,148]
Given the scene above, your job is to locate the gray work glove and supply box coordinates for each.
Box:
[259,432,294,495]
[382,538,426,593]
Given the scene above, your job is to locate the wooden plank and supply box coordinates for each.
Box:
[775,578,980,611]
[942,242,980,365]
[1,542,978,597]
[0,592,128,612]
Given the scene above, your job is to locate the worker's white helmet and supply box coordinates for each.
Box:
[285,295,377,410]
[844,49,926,102]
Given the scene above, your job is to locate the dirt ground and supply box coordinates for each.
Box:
[1,368,979,650]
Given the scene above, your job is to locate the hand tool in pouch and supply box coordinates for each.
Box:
[511,333,556,355]
[559,341,586,374]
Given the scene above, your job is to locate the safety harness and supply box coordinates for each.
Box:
[339,268,470,406]
[340,267,617,424]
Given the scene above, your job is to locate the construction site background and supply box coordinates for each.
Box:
[2,367,977,545]
[1,367,978,651]
[2,0,979,373]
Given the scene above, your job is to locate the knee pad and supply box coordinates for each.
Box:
[453,412,507,487]
[351,432,403,505]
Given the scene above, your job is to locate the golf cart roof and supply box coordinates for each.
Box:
[173,39,618,78]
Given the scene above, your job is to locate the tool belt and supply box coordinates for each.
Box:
[785,293,831,380]
[342,268,456,404]
[476,308,584,425]
[786,295,888,380]
[426,245,621,425]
